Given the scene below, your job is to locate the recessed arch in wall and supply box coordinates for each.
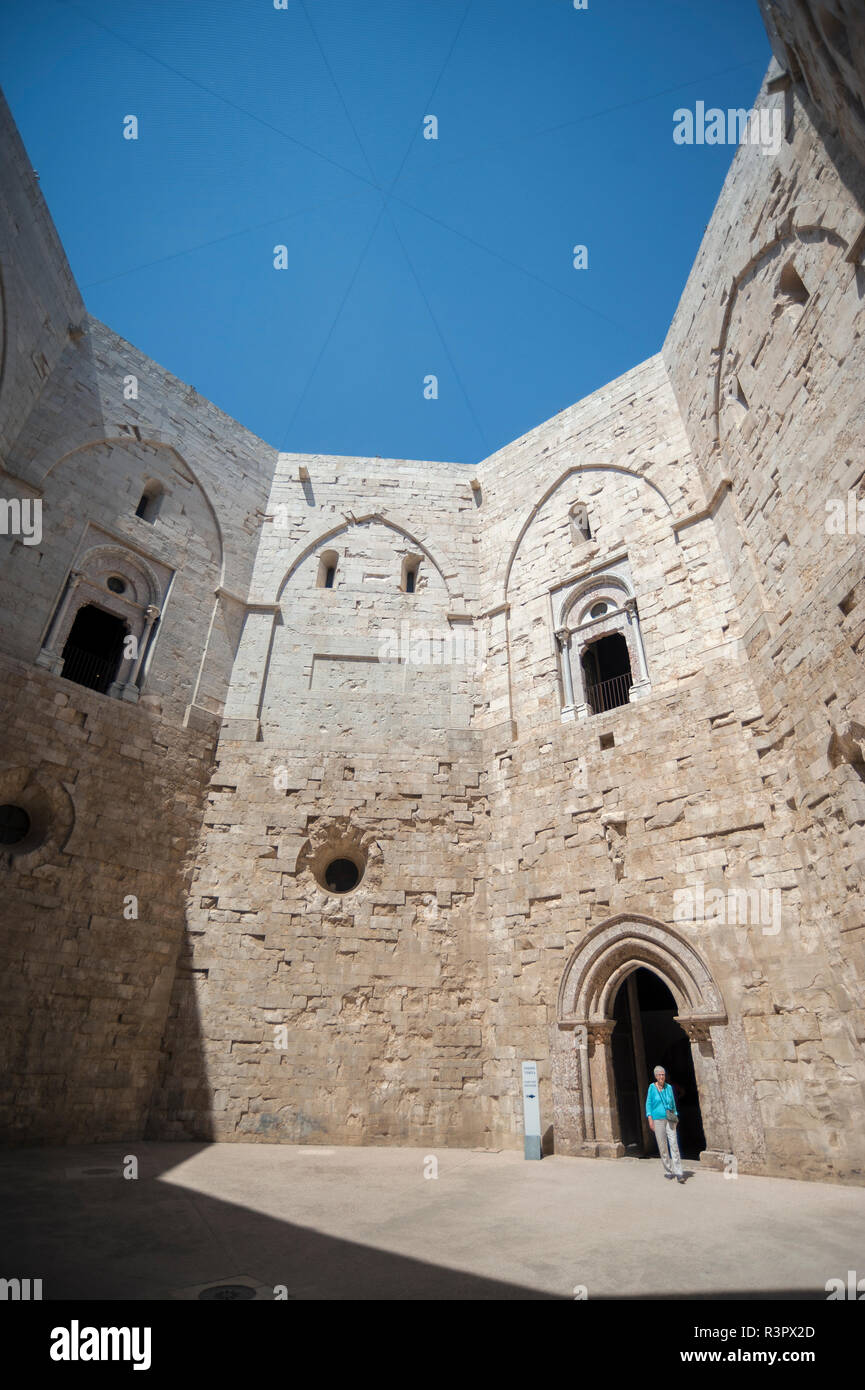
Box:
[275,512,451,603]
[713,222,848,443]
[28,433,227,587]
[559,572,633,631]
[501,464,676,606]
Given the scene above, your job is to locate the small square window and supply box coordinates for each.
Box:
[599,733,615,750]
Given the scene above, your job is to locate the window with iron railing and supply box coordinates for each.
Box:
[59,605,127,695]
[580,632,632,715]
[586,670,633,715]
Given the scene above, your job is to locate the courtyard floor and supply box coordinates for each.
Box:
[2,1141,863,1300]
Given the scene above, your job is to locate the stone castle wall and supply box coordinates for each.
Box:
[2,14,865,1181]
[0,88,274,1143]
[661,58,865,1180]
[148,452,492,1145]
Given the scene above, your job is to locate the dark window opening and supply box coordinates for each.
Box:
[0,804,30,846]
[135,486,163,523]
[60,604,128,694]
[106,576,126,594]
[324,857,360,893]
[317,550,339,589]
[581,632,632,715]
[405,569,416,594]
[840,589,857,616]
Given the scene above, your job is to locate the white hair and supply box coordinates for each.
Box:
[653,1065,665,1077]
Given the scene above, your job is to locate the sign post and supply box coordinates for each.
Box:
[521,1060,542,1160]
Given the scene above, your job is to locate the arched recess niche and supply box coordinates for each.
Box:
[226,513,457,740]
[22,434,235,716]
[714,224,848,445]
[274,512,452,604]
[500,463,677,608]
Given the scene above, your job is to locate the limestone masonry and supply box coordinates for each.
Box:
[2,2,865,1184]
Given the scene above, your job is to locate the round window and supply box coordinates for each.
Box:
[0,804,31,846]
[590,602,608,619]
[323,858,361,893]
[107,576,127,595]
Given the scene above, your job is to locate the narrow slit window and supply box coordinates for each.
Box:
[317,550,339,589]
[571,503,592,543]
[401,555,422,593]
[135,483,163,523]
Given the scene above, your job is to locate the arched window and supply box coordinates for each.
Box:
[401,554,422,593]
[570,503,592,543]
[35,544,163,702]
[555,573,650,719]
[135,482,164,523]
[317,550,339,589]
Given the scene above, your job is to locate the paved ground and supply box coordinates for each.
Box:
[1,1142,864,1300]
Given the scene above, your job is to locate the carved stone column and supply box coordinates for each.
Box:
[570,636,591,720]
[36,571,82,673]
[555,626,578,721]
[551,1022,583,1156]
[587,1020,624,1157]
[680,1017,730,1170]
[118,604,160,701]
[623,596,651,699]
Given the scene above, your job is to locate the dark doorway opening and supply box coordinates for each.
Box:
[581,632,632,714]
[60,605,128,694]
[611,967,705,1160]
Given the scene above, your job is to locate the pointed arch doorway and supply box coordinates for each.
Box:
[552,914,733,1168]
[611,967,706,1159]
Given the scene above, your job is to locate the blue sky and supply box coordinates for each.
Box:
[1,0,770,463]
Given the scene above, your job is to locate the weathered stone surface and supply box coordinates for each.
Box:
[1,22,865,1185]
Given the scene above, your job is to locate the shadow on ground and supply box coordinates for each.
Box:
[0,1141,842,1301]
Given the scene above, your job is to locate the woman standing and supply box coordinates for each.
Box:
[646,1065,684,1183]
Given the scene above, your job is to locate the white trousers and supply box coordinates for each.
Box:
[654,1117,683,1176]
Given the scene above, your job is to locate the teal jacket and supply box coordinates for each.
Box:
[646,1082,678,1121]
